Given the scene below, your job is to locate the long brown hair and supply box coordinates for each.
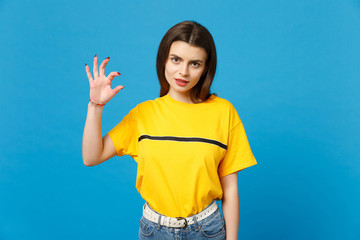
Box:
[156,21,217,103]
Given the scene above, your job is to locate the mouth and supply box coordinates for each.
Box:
[175,78,189,86]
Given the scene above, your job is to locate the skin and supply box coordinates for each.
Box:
[83,56,122,167]
[221,172,240,240]
[164,41,207,104]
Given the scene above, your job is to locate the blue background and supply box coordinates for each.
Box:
[1,0,359,239]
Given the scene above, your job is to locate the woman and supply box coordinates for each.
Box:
[82,21,257,240]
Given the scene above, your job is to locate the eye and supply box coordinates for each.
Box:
[191,62,200,67]
[171,57,179,63]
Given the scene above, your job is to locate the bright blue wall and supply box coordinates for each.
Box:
[0,0,359,239]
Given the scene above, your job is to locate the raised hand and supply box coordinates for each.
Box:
[85,55,124,105]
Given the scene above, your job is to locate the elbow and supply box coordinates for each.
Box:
[83,160,95,167]
[82,156,98,167]
[82,150,101,167]
[83,159,93,167]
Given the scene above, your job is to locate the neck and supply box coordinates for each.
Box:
[168,89,194,104]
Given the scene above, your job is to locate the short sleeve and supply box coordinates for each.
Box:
[107,106,139,159]
[218,108,257,178]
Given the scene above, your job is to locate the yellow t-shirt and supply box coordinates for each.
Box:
[107,94,257,218]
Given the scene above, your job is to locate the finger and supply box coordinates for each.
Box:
[112,85,125,95]
[99,57,110,76]
[107,71,121,81]
[85,64,94,86]
[93,54,99,78]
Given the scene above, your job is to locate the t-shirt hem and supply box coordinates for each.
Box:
[107,131,124,157]
[219,157,257,178]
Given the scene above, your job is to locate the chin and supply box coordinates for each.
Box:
[173,85,192,93]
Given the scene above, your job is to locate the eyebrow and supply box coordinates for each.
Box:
[169,54,204,63]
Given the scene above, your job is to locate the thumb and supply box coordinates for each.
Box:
[112,85,125,95]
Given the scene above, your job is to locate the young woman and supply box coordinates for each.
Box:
[82,21,257,240]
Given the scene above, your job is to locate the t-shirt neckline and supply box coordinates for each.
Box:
[164,94,216,106]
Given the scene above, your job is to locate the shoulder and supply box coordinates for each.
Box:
[211,95,242,127]
[136,96,164,109]
[208,95,237,111]
[130,96,165,117]
[210,95,231,105]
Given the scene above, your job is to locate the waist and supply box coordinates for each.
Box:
[142,200,218,229]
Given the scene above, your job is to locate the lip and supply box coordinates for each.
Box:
[175,78,189,83]
[175,78,189,87]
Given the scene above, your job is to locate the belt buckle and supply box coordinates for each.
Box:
[175,217,188,229]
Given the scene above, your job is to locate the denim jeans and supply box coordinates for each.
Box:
[139,201,226,240]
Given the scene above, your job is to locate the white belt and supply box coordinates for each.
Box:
[142,201,218,229]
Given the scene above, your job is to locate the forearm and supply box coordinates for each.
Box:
[82,102,104,166]
[220,172,239,240]
[222,188,239,240]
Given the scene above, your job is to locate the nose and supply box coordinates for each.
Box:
[179,63,189,76]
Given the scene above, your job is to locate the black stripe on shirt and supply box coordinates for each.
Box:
[138,135,227,150]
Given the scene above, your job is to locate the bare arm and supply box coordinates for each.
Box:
[82,103,117,166]
[82,55,124,166]
[220,172,239,240]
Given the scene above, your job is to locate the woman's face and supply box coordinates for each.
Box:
[164,41,207,102]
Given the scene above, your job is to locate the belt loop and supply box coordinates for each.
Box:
[193,213,200,231]
[156,214,161,230]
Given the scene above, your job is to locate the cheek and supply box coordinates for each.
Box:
[165,62,177,74]
[164,66,172,82]
[164,63,177,81]
[192,69,205,81]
